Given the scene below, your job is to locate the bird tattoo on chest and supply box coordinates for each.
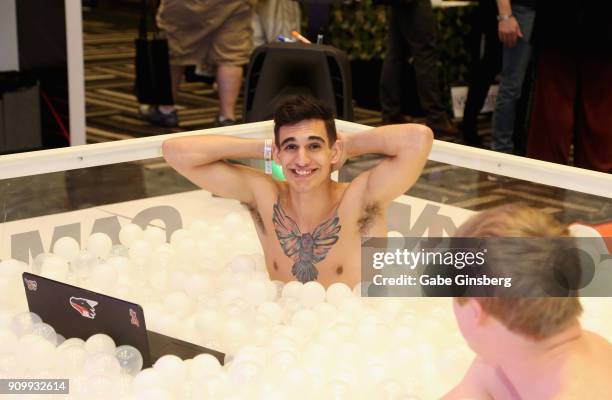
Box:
[272,200,341,283]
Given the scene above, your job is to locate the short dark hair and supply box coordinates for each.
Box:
[273,96,337,147]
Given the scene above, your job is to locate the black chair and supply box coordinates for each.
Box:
[243,42,353,122]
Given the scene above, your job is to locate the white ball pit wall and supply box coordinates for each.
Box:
[0,120,610,399]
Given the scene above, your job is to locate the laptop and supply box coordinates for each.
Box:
[22,272,224,368]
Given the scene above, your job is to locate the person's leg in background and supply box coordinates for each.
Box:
[404,0,454,134]
[526,51,576,165]
[216,64,243,122]
[511,55,536,156]
[491,4,535,153]
[380,4,409,124]
[460,0,502,146]
[574,57,612,172]
[208,0,253,126]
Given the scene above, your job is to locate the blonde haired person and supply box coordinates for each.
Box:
[444,205,612,400]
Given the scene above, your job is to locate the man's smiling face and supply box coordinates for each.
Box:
[274,119,339,193]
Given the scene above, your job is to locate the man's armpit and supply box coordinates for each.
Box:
[241,201,266,234]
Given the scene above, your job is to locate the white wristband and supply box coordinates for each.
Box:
[264,139,272,175]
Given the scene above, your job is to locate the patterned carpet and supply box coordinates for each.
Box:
[81,13,610,225]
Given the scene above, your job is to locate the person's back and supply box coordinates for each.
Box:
[444,205,612,400]
[559,331,612,399]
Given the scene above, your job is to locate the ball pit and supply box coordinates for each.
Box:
[0,207,611,399]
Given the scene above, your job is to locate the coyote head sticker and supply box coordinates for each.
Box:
[69,297,98,319]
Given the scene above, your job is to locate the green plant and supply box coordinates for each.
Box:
[328,0,475,85]
[329,0,388,61]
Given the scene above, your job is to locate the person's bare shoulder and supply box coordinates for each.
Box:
[443,357,494,400]
[560,331,612,399]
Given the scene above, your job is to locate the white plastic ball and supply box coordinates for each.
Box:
[184,273,214,297]
[164,292,192,318]
[256,302,283,325]
[229,255,256,274]
[228,359,263,384]
[57,337,85,352]
[71,251,98,276]
[223,318,248,351]
[245,279,271,306]
[19,334,56,368]
[0,328,17,354]
[326,283,352,306]
[107,255,131,272]
[189,219,208,237]
[291,309,319,335]
[41,255,70,281]
[300,281,326,308]
[85,333,116,355]
[128,240,153,264]
[30,322,57,345]
[87,232,113,259]
[0,258,28,277]
[91,263,119,289]
[281,281,304,299]
[32,252,53,274]
[190,353,222,379]
[223,212,243,230]
[195,309,221,334]
[115,344,143,376]
[170,229,191,246]
[110,244,129,258]
[56,333,66,346]
[0,276,20,309]
[132,368,163,393]
[52,237,81,262]
[132,387,174,400]
[153,354,187,382]
[144,226,167,247]
[57,345,87,376]
[119,223,144,247]
[10,312,42,337]
[83,352,121,377]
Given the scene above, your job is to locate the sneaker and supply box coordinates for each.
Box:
[139,106,178,128]
[427,120,459,137]
[213,116,238,128]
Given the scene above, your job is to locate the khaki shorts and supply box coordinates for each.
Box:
[157,0,254,69]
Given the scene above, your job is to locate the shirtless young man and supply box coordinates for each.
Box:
[162,96,433,287]
[444,205,612,400]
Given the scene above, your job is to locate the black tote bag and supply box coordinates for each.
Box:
[134,0,173,105]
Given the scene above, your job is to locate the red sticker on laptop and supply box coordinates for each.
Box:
[69,296,98,319]
[24,278,38,291]
[129,308,140,327]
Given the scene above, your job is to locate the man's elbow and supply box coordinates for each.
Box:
[162,138,187,169]
[400,124,433,154]
[413,124,434,148]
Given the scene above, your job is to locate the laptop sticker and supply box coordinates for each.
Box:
[129,308,140,327]
[69,297,98,319]
[24,278,38,291]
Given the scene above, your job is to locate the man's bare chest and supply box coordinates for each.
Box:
[244,199,385,285]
